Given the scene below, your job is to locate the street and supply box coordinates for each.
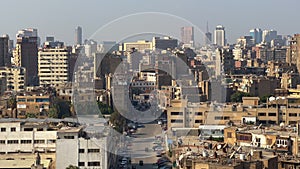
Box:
[120,123,165,169]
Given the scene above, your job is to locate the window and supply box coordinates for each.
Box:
[195,120,203,123]
[27,99,34,102]
[34,140,45,144]
[64,136,75,139]
[7,140,19,144]
[214,116,223,120]
[24,128,33,131]
[11,128,16,132]
[224,116,230,120]
[237,134,251,141]
[0,140,5,144]
[195,112,203,116]
[258,113,266,116]
[170,119,183,123]
[171,112,183,116]
[78,162,85,166]
[47,140,56,144]
[88,149,100,153]
[21,140,32,144]
[268,113,276,117]
[289,113,297,117]
[37,128,43,131]
[277,139,287,145]
[0,127,6,132]
[79,149,85,153]
[227,132,232,138]
[88,162,100,166]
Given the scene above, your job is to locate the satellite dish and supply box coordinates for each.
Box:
[217,145,222,150]
[269,97,276,102]
[280,122,285,127]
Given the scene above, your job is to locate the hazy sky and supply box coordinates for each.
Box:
[1,0,299,45]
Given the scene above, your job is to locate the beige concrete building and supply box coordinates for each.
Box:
[235,75,280,97]
[288,34,300,73]
[13,36,38,86]
[121,40,153,51]
[166,96,300,129]
[224,125,300,157]
[0,66,26,92]
[16,94,51,118]
[38,47,69,86]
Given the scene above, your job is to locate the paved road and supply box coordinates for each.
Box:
[128,123,164,169]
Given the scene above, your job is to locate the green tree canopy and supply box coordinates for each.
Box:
[66,165,79,169]
[230,91,251,103]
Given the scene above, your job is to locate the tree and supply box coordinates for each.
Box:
[7,96,16,109]
[66,165,79,169]
[47,107,58,118]
[230,91,251,103]
[109,111,126,133]
[51,98,72,118]
[26,113,37,118]
[98,102,113,115]
[260,95,271,103]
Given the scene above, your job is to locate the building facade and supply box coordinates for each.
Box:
[38,47,69,86]
[214,25,226,46]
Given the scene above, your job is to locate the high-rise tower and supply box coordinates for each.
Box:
[181,26,194,47]
[214,25,226,47]
[75,26,82,45]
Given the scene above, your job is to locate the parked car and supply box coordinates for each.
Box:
[139,160,144,166]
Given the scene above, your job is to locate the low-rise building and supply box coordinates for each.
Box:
[16,94,51,118]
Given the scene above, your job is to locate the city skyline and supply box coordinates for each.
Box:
[0,0,299,45]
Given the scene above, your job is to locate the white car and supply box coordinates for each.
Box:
[121,160,127,165]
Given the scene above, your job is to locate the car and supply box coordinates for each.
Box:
[137,123,145,128]
[153,140,162,144]
[154,146,164,151]
[157,158,170,165]
[156,151,162,157]
[159,166,172,169]
[121,160,127,165]
[139,160,144,166]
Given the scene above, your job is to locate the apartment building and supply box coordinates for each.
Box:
[0,120,57,154]
[167,96,300,129]
[0,66,26,92]
[224,125,300,156]
[0,118,115,169]
[56,125,113,169]
[16,94,51,118]
[38,46,69,86]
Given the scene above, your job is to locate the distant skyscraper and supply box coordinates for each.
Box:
[262,29,277,43]
[214,25,226,46]
[181,26,194,46]
[14,28,39,86]
[205,22,212,45]
[75,26,82,45]
[0,35,11,66]
[249,28,262,44]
